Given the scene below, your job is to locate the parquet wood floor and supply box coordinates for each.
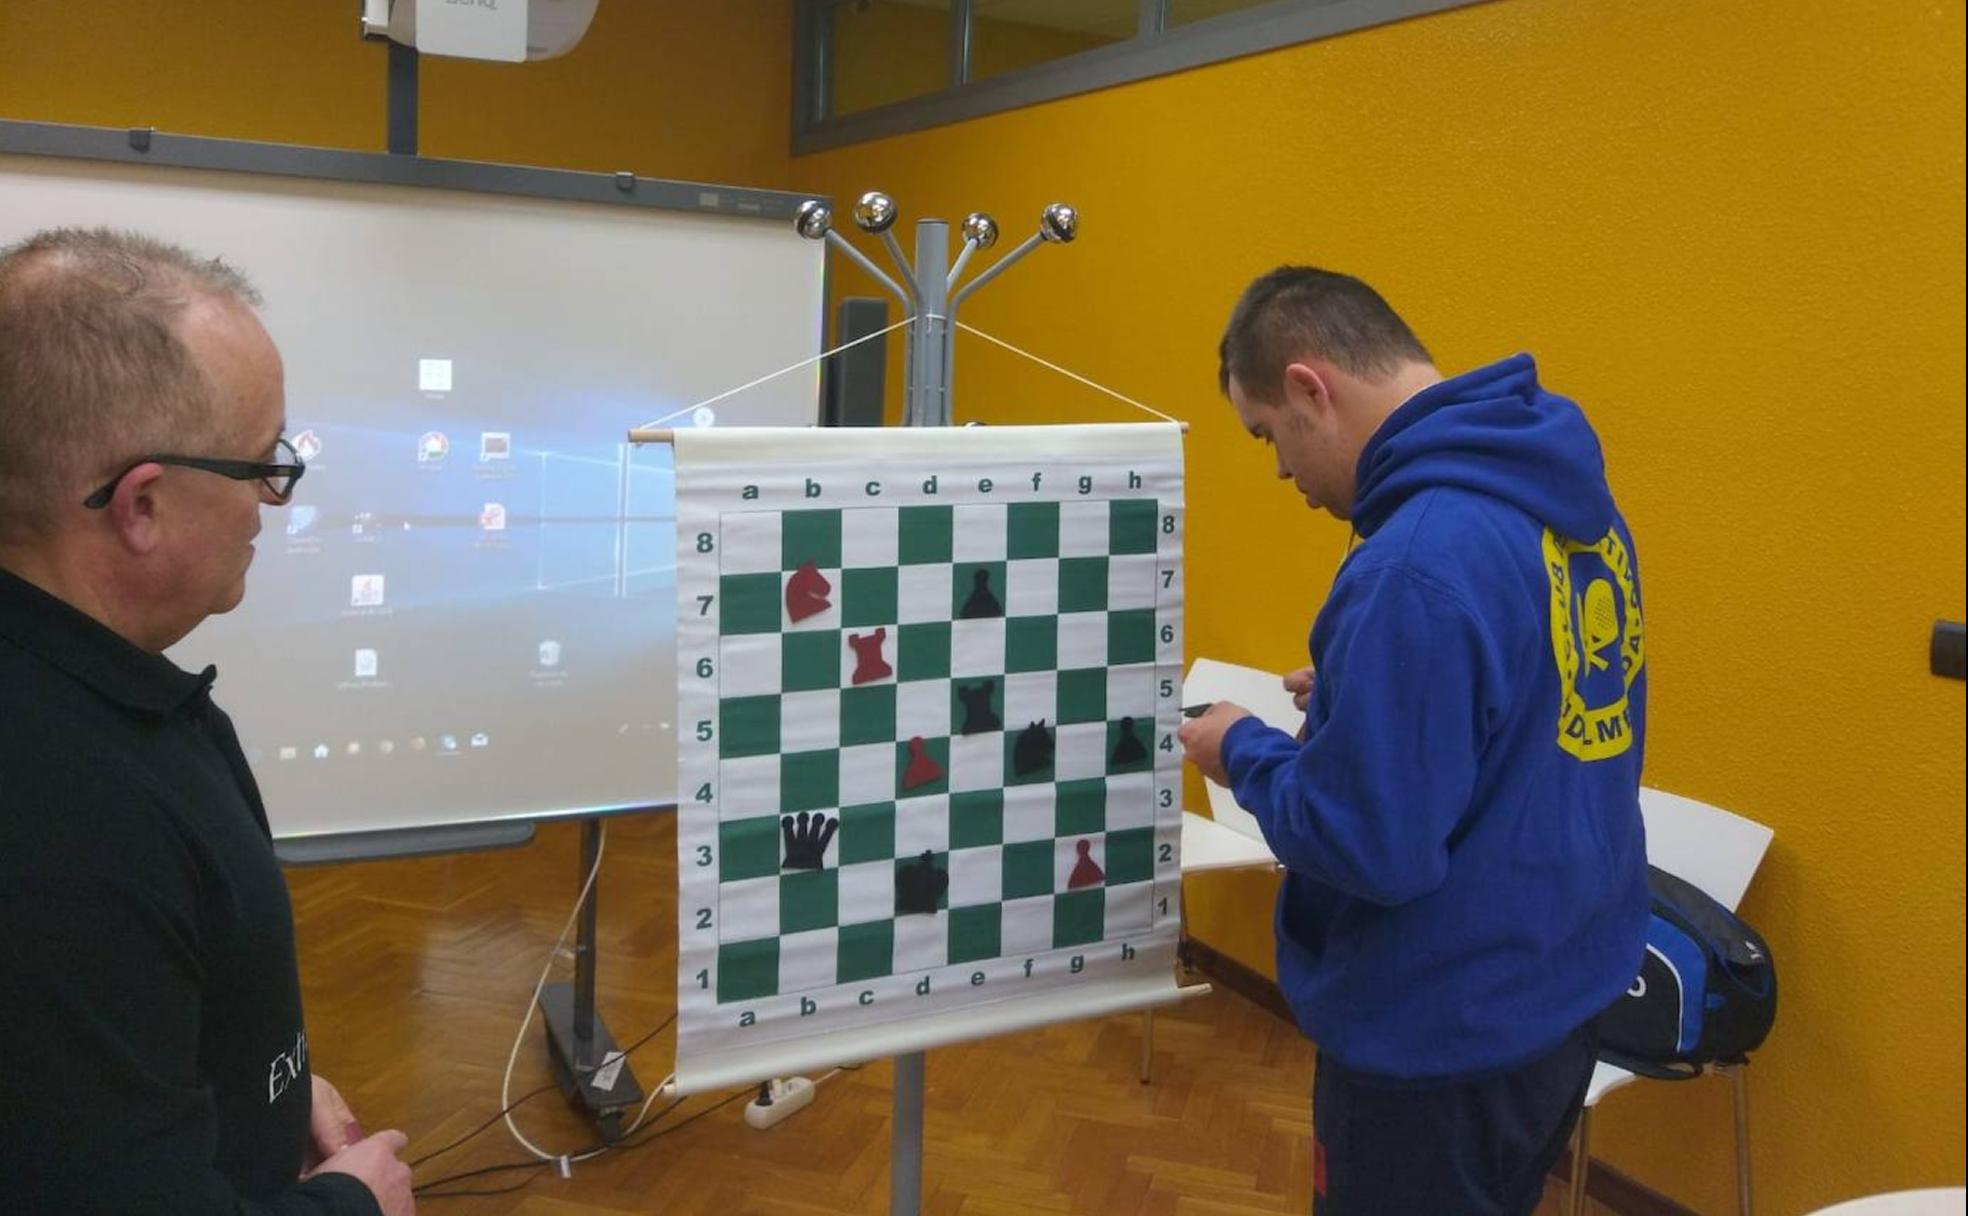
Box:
[289,813,1591,1215]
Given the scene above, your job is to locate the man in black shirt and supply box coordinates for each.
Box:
[0,228,413,1215]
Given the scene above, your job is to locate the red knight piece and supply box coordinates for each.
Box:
[784,560,831,623]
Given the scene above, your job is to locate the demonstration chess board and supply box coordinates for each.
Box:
[673,428,1184,1071]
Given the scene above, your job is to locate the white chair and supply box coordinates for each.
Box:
[1805,1188,1967,1215]
[1570,788,1774,1216]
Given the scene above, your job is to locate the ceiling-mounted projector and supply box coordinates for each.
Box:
[360,0,599,63]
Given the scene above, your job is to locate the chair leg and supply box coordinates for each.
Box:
[1139,1007,1155,1084]
[1727,1064,1752,1216]
[1569,1106,1593,1216]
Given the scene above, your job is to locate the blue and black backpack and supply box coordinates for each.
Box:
[1595,865,1777,1079]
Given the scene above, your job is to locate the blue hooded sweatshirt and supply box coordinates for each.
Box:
[1219,353,1649,1082]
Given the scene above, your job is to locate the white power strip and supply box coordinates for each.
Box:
[743,1076,816,1130]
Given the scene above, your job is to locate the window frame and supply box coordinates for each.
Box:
[793,0,1490,153]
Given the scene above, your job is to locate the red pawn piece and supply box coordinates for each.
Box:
[902,735,943,791]
[848,627,893,685]
[784,560,831,623]
[1067,839,1104,889]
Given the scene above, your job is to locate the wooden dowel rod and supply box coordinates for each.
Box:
[627,421,1187,445]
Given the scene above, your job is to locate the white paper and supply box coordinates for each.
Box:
[1182,657,1306,841]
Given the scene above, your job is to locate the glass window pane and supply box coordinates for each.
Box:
[968,0,1135,83]
[830,0,953,117]
[1167,0,1286,28]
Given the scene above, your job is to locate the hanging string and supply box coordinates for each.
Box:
[634,314,916,432]
[949,319,1181,426]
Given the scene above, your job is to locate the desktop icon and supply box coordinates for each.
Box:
[278,746,298,762]
[469,732,490,749]
[419,358,453,393]
[480,431,512,461]
[292,429,323,462]
[538,639,562,668]
[418,431,450,462]
[312,744,330,760]
[285,504,319,536]
[480,502,508,532]
[439,734,459,752]
[350,574,386,608]
[354,648,379,679]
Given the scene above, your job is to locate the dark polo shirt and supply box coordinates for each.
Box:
[0,564,377,1215]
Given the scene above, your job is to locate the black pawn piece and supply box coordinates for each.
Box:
[960,568,1002,619]
[1110,716,1147,765]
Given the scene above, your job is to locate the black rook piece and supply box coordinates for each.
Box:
[957,679,1002,735]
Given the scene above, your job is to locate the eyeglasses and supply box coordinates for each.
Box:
[82,435,307,509]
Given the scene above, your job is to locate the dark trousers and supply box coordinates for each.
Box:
[1312,1025,1596,1216]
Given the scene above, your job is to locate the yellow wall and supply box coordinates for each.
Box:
[793,2,1966,1211]
[0,0,794,187]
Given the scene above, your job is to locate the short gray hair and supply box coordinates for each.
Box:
[0,227,262,542]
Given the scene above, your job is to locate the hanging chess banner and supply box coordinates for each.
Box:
[670,423,1187,1095]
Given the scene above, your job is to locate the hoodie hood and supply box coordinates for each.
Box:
[1352,354,1614,542]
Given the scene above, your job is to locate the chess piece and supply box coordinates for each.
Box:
[895,850,948,915]
[956,679,1001,735]
[1012,720,1054,777]
[785,560,831,623]
[1067,839,1104,889]
[902,735,944,790]
[1109,715,1147,765]
[959,567,1002,619]
[781,811,838,870]
[848,627,893,685]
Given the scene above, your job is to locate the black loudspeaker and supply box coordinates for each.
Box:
[821,296,888,427]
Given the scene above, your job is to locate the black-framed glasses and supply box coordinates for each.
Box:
[82,436,307,509]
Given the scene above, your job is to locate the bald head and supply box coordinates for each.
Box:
[0,227,262,544]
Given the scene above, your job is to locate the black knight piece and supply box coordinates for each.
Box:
[894,850,948,915]
[1013,719,1055,777]
[781,811,838,870]
[957,679,1002,735]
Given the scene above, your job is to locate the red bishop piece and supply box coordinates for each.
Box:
[848,628,893,685]
[901,735,943,791]
[784,560,831,624]
[1067,839,1104,890]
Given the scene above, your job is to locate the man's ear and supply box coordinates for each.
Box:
[104,463,167,556]
[1282,361,1333,420]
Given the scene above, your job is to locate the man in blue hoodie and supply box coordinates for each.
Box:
[1178,267,1649,1215]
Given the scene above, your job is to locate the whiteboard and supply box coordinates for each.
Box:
[1,131,826,841]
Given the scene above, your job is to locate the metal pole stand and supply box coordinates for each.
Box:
[793,191,1080,1214]
[539,817,645,1141]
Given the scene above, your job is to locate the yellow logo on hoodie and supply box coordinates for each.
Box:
[1542,526,1644,760]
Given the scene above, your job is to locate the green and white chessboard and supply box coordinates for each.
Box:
[673,427,1184,1071]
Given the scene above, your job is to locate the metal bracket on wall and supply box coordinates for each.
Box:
[1932,620,1966,680]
